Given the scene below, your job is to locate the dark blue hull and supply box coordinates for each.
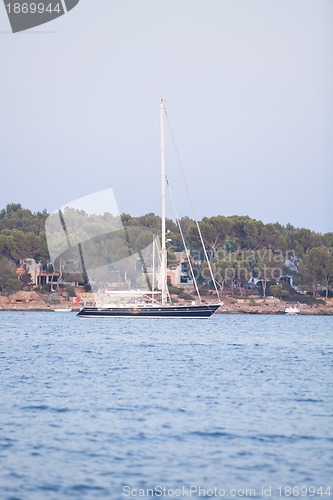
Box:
[77,304,220,318]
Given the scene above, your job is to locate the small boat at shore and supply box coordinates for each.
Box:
[54,308,73,313]
[285,304,300,315]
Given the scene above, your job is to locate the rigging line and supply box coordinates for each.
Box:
[166,175,202,303]
[164,110,221,301]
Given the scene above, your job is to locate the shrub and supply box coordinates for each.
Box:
[66,286,76,297]
[179,291,195,301]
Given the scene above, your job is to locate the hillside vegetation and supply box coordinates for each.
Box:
[0,203,332,299]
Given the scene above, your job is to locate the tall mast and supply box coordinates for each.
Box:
[160,99,167,306]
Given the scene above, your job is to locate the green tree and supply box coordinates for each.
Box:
[233,260,251,294]
[287,228,322,257]
[0,229,42,261]
[252,249,278,301]
[66,286,77,297]
[3,278,23,295]
[270,284,288,299]
[322,251,333,298]
[0,203,48,234]
[322,232,333,250]
[20,272,32,287]
[301,247,333,298]
[0,257,23,294]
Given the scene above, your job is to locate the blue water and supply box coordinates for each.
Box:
[0,312,332,500]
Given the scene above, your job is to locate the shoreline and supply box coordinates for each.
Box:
[0,295,332,316]
[217,297,333,316]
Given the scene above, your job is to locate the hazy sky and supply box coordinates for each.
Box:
[1,0,332,233]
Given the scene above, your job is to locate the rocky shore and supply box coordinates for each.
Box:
[0,291,332,316]
[219,296,333,316]
[0,291,79,312]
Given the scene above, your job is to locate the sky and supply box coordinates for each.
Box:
[1,0,332,233]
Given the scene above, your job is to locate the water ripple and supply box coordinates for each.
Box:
[0,312,332,499]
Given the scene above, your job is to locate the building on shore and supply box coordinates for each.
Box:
[16,259,60,288]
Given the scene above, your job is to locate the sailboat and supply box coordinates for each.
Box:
[77,100,221,318]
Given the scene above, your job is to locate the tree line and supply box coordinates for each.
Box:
[0,203,332,298]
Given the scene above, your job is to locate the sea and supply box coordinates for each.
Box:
[0,312,332,500]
